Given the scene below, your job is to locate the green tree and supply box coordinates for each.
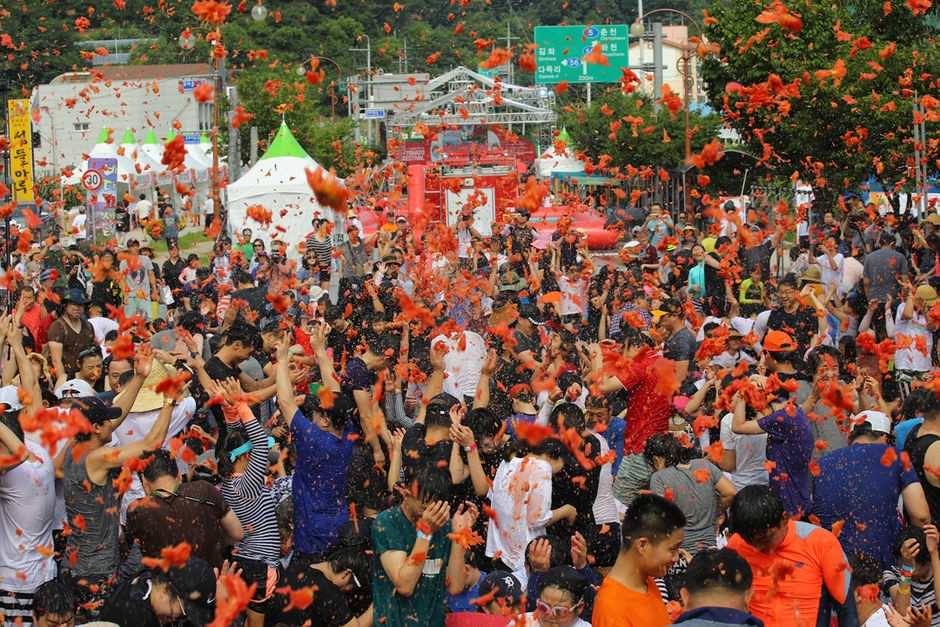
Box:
[558,88,722,171]
[700,0,939,211]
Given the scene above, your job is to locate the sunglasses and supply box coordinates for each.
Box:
[536,599,582,619]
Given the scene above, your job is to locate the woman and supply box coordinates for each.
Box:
[645,433,737,555]
[520,566,592,627]
[307,218,334,292]
[485,438,577,584]
[215,380,280,627]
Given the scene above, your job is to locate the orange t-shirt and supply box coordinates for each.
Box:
[592,576,671,627]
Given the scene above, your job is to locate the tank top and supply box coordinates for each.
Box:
[64,445,122,577]
[905,427,940,523]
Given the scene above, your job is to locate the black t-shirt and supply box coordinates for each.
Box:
[231,286,269,316]
[163,258,186,291]
[664,328,698,364]
[266,560,354,627]
[204,355,241,428]
[767,306,817,357]
[327,324,360,368]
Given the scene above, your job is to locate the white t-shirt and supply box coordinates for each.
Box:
[591,435,620,525]
[0,439,57,592]
[862,606,894,627]
[557,275,587,317]
[432,331,487,400]
[72,213,87,240]
[486,456,554,582]
[719,413,769,491]
[89,315,120,344]
[894,307,933,372]
[136,199,153,220]
[816,253,845,292]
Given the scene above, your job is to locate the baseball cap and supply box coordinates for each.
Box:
[476,571,523,608]
[916,285,939,307]
[651,299,682,318]
[56,379,97,400]
[39,269,58,282]
[518,303,544,325]
[852,410,892,435]
[127,238,140,247]
[762,330,798,353]
[166,557,216,627]
[70,395,122,424]
[0,385,23,411]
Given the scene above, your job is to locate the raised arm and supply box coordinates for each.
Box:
[274,339,300,427]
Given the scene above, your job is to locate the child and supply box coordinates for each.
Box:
[884,525,940,623]
[591,493,686,627]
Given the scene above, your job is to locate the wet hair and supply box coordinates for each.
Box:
[366,333,400,359]
[778,274,798,290]
[504,435,569,463]
[807,345,845,380]
[729,485,785,542]
[233,270,253,286]
[901,388,935,422]
[409,465,451,503]
[465,407,504,440]
[0,410,23,443]
[32,580,75,619]
[621,493,687,552]
[525,535,570,570]
[895,527,931,566]
[140,448,180,483]
[847,553,882,589]
[541,566,589,605]
[549,402,585,432]
[682,548,753,597]
[644,433,683,468]
[221,320,262,351]
[329,545,373,589]
[323,304,345,323]
[424,392,461,430]
[838,336,858,364]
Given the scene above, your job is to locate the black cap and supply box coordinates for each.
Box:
[518,303,544,325]
[166,557,216,627]
[127,238,140,247]
[63,288,90,305]
[72,396,122,425]
[652,298,683,317]
[477,571,523,607]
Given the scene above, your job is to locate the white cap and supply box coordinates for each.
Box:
[852,410,892,435]
[622,240,640,249]
[55,379,96,400]
[0,385,23,411]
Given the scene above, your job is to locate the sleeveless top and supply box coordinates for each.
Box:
[905,426,940,523]
[64,445,122,577]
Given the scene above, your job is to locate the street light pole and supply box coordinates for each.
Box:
[296,56,343,124]
[350,35,372,140]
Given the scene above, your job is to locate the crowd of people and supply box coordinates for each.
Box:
[1,194,939,627]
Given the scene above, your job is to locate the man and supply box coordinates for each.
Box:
[103,356,133,395]
[731,353,814,516]
[200,320,277,429]
[340,223,370,280]
[230,269,268,317]
[121,239,158,321]
[162,204,179,249]
[599,328,672,506]
[162,245,185,311]
[372,465,478,627]
[275,330,356,559]
[653,298,697,385]
[268,546,373,627]
[58,385,173,617]
[0,411,56,627]
[765,275,819,357]
[812,410,929,571]
[324,303,360,368]
[134,194,152,231]
[863,230,909,305]
[87,303,119,348]
[894,282,938,398]
[47,288,96,389]
[73,344,104,393]
[30,581,74,627]
[341,332,400,517]
[903,389,940,523]
[726,486,854,627]
[505,208,538,261]
[512,303,544,365]
[592,493,686,627]
[672,548,763,627]
[126,448,243,569]
[643,202,674,250]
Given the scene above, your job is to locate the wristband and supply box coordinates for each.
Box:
[899,575,912,584]
[416,531,432,541]
[900,564,915,575]
[898,584,912,594]
[464,443,477,452]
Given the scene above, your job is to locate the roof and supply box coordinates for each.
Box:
[51,64,212,84]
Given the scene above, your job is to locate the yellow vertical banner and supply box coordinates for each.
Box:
[7,99,34,203]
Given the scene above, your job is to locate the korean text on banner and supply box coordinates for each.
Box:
[7,99,35,202]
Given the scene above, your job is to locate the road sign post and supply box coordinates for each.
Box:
[534,25,629,85]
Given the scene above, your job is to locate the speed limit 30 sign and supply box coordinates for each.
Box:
[82,169,103,191]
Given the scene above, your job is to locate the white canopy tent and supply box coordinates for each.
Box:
[226,122,342,254]
[535,128,585,179]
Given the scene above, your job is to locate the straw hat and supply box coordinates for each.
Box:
[115,359,170,413]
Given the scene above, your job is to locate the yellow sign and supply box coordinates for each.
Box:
[7,99,34,202]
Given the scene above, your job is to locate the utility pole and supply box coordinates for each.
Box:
[504,21,519,84]
[350,34,372,142]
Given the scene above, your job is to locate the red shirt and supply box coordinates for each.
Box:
[616,351,672,455]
